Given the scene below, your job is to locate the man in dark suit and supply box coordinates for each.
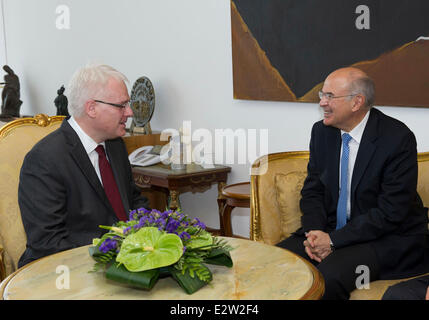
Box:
[382,275,429,300]
[277,67,429,299]
[18,63,150,267]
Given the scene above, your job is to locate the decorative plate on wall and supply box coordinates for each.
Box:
[130,76,155,133]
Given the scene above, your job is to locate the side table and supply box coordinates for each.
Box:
[220,182,250,237]
[132,163,231,235]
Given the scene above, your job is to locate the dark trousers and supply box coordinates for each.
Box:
[382,275,429,300]
[277,234,380,300]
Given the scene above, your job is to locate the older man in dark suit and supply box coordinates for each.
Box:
[18,63,150,267]
[277,67,429,299]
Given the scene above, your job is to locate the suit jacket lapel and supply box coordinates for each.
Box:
[106,140,130,214]
[325,127,341,205]
[60,120,114,213]
[351,109,379,205]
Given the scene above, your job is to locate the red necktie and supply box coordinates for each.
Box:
[95,145,127,221]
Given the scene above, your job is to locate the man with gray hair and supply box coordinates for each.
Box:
[18,63,150,267]
[277,67,429,299]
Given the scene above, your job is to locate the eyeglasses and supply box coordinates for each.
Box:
[318,91,357,101]
[93,99,130,109]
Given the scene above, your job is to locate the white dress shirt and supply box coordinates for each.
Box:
[68,116,106,185]
[339,111,370,220]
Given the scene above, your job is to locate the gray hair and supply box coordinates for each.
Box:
[349,75,375,108]
[67,63,129,118]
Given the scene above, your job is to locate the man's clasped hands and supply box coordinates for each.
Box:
[303,230,333,262]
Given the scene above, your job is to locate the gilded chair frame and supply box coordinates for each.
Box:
[0,114,65,138]
[0,114,65,281]
[250,151,309,241]
[0,247,5,281]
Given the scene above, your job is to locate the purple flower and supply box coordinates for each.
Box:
[160,210,171,219]
[137,207,151,216]
[193,218,206,230]
[134,216,147,230]
[129,209,137,220]
[147,215,156,224]
[179,231,191,240]
[155,217,167,230]
[165,219,181,233]
[151,209,162,216]
[99,238,118,253]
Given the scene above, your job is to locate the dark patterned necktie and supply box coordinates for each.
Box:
[95,145,127,221]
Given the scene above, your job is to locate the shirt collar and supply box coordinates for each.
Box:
[68,116,105,154]
[341,110,370,144]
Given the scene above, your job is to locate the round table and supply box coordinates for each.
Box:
[1,237,324,300]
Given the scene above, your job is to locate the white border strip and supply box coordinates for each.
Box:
[0,0,7,66]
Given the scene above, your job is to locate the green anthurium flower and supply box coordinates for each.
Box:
[187,230,213,249]
[116,227,183,272]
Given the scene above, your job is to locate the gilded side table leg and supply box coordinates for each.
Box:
[217,182,227,235]
[168,190,180,211]
[221,204,234,237]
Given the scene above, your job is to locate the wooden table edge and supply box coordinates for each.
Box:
[0,246,87,300]
[298,253,325,300]
[1,259,41,300]
[133,164,231,178]
[221,181,250,200]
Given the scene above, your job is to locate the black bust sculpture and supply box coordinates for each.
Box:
[0,65,22,120]
[54,85,70,117]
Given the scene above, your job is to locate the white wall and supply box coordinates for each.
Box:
[0,1,6,66]
[3,0,429,237]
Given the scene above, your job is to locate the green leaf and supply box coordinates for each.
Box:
[204,248,233,267]
[116,227,183,272]
[105,263,160,290]
[187,230,213,249]
[88,245,114,262]
[88,245,99,258]
[88,246,117,272]
[169,265,212,295]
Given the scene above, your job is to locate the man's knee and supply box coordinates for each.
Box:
[317,262,351,300]
[276,235,309,261]
[382,277,428,300]
[382,284,406,300]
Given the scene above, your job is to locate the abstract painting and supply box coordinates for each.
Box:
[231,0,429,107]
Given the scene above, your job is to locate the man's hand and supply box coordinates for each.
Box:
[303,230,333,262]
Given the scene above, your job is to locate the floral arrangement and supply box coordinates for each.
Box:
[89,208,233,294]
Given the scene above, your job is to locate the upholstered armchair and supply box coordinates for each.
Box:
[250,151,429,300]
[0,114,65,281]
